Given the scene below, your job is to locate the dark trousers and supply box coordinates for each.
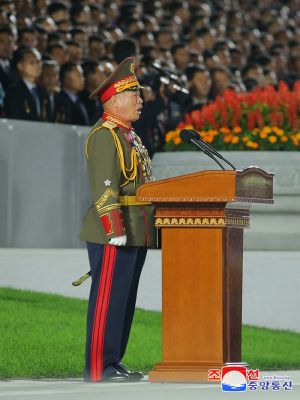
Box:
[84,242,147,382]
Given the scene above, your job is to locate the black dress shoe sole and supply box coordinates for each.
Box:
[127,373,144,381]
[103,376,131,383]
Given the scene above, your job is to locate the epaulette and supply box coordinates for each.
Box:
[86,121,117,158]
[101,120,118,129]
[86,119,138,185]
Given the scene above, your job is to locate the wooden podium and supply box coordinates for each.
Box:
[136,167,274,382]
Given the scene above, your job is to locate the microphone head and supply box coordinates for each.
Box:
[179,129,195,142]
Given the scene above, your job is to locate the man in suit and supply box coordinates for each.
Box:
[79,57,155,382]
[4,46,51,121]
[38,59,60,122]
[0,25,16,90]
[79,60,104,125]
[55,61,89,125]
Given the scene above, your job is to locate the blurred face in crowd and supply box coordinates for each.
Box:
[211,70,231,96]
[106,90,143,122]
[128,20,144,33]
[35,0,50,15]
[0,32,14,59]
[19,31,37,48]
[36,31,48,53]
[39,64,59,93]
[173,46,189,70]
[74,6,91,25]
[14,0,33,15]
[244,66,264,85]
[262,69,278,86]
[38,17,56,32]
[204,53,220,69]
[63,65,84,92]
[85,66,106,92]
[0,0,15,13]
[138,32,154,47]
[50,8,69,22]
[288,56,300,75]
[189,71,211,99]
[106,3,118,23]
[100,61,114,77]
[56,19,71,32]
[272,52,287,74]
[67,43,82,63]
[230,50,243,68]
[89,40,104,61]
[157,31,173,50]
[215,48,231,66]
[109,28,123,41]
[202,30,215,50]
[17,50,41,83]
[73,32,87,53]
[175,3,190,24]
[143,16,159,32]
[16,16,32,28]
[50,46,69,65]
[189,35,204,52]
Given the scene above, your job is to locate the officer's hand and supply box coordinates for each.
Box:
[109,235,127,246]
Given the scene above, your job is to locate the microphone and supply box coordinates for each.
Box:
[179,129,225,170]
[187,129,236,170]
[152,62,190,95]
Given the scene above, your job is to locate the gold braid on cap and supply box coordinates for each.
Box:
[114,75,139,93]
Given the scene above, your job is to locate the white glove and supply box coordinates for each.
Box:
[109,235,127,246]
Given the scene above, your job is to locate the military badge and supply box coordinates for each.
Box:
[130,62,135,74]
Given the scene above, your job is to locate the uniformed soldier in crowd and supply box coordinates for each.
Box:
[55,61,89,125]
[79,57,155,382]
[4,46,51,122]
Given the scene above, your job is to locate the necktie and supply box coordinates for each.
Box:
[75,97,89,125]
[31,86,40,117]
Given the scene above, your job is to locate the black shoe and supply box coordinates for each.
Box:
[113,362,144,381]
[102,365,130,382]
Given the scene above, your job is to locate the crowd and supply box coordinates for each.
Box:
[0,0,300,155]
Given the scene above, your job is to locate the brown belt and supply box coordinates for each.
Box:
[119,195,151,206]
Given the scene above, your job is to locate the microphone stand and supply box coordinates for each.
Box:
[188,130,236,170]
[190,138,226,170]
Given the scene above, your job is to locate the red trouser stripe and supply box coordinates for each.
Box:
[90,245,110,381]
[97,246,116,378]
[90,245,117,381]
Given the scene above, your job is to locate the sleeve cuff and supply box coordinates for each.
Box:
[100,209,125,237]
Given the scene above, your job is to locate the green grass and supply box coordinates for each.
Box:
[0,287,299,379]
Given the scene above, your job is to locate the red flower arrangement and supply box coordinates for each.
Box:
[165,82,300,151]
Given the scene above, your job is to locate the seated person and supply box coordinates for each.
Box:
[4,46,51,122]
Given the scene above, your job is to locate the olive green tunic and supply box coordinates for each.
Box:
[80,117,155,247]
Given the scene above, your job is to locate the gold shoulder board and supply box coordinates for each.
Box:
[102,121,118,129]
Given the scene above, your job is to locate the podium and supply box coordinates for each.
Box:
[136,167,274,382]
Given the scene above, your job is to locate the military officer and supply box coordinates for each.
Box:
[79,57,155,382]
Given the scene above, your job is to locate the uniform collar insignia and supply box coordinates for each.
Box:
[102,112,131,131]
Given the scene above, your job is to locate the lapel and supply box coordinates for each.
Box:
[20,80,38,119]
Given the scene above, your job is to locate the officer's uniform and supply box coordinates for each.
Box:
[79,58,155,382]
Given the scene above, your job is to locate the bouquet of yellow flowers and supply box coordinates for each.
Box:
[165,82,300,151]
